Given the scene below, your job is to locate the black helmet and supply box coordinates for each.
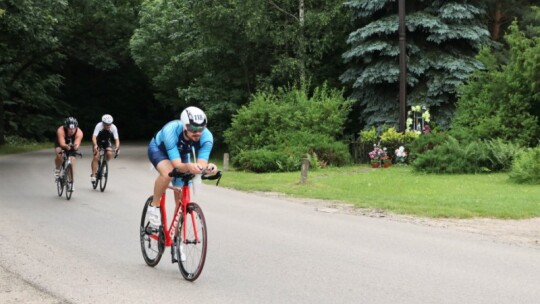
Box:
[64,117,78,129]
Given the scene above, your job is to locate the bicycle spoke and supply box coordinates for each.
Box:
[177,203,207,281]
[140,196,164,266]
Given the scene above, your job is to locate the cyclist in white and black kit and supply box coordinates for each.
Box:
[91,114,120,183]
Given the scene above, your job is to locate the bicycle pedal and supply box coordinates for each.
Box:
[171,242,178,263]
[145,225,159,234]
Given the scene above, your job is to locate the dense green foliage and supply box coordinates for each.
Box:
[451,21,540,147]
[0,0,67,142]
[130,0,351,144]
[224,84,352,172]
[342,0,491,128]
[1,0,537,160]
[0,0,159,143]
[509,146,540,184]
[412,136,523,174]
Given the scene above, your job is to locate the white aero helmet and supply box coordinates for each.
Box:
[102,114,113,125]
[180,106,207,132]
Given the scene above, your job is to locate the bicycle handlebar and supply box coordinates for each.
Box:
[168,168,223,186]
[61,149,82,158]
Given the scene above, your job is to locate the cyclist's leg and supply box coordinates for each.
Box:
[91,151,98,178]
[54,147,63,171]
[105,141,113,161]
[173,188,183,213]
[148,143,173,207]
[152,160,174,207]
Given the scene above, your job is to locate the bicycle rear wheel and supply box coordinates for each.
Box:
[99,160,108,192]
[176,202,207,281]
[140,196,164,266]
[65,164,73,200]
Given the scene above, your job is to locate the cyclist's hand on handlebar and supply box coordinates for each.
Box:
[206,163,218,175]
[187,163,203,175]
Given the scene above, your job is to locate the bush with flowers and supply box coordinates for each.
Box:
[395,146,408,164]
[369,143,387,165]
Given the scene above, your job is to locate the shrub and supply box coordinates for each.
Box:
[380,127,403,158]
[451,22,540,147]
[233,149,299,173]
[4,135,40,146]
[485,138,523,172]
[509,147,540,184]
[225,83,352,171]
[412,137,489,174]
[359,127,377,144]
[407,132,448,162]
[225,83,351,154]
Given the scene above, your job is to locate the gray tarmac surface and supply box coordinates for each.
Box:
[1,145,539,304]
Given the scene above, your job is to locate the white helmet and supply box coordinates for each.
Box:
[180,107,207,132]
[102,114,113,124]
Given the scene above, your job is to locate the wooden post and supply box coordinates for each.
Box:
[223,153,229,171]
[300,158,309,183]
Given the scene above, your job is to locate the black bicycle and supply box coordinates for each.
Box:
[92,147,118,192]
[56,148,82,200]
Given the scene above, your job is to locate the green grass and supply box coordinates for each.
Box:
[0,141,51,155]
[3,144,538,219]
[214,165,540,219]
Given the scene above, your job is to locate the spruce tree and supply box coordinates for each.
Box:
[341,0,491,129]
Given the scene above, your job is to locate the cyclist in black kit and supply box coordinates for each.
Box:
[54,117,84,181]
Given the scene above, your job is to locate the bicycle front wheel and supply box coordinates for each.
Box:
[56,171,64,197]
[176,202,207,281]
[140,196,164,266]
[99,160,108,192]
[65,164,73,200]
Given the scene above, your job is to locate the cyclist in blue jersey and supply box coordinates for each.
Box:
[147,106,218,226]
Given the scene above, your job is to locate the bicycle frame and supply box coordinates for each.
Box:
[152,183,198,247]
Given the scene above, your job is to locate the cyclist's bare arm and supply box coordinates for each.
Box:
[73,129,83,150]
[115,138,120,154]
[57,127,69,150]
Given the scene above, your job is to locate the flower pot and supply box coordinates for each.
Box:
[383,161,392,168]
[371,162,380,168]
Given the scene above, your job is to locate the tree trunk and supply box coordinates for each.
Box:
[491,2,503,41]
[298,0,306,83]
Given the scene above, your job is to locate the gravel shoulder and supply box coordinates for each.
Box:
[255,191,540,250]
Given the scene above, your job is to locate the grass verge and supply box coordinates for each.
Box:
[0,141,51,155]
[214,165,540,219]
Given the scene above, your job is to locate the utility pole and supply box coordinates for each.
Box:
[398,0,407,132]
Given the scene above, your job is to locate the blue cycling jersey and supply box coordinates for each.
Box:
[150,120,213,164]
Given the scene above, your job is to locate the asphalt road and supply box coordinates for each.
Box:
[1,145,539,304]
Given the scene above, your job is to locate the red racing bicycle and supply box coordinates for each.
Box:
[140,168,222,281]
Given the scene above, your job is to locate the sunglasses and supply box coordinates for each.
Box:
[187,124,205,133]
